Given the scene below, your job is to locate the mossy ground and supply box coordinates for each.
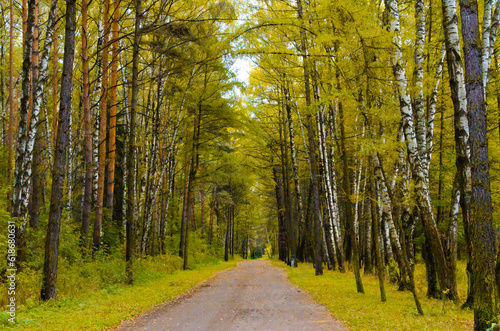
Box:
[1,258,240,330]
[271,260,473,330]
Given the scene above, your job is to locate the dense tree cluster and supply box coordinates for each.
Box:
[242,0,500,329]
[1,0,271,303]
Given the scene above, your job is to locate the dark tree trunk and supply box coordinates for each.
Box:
[8,0,14,210]
[306,113,323,276]
[208,185,216,246]
[200,179,205,236]
[179,154,190,258]
[224,207,230,261]
[370,161,386,302]
[423,235,440,299]
[125,0,141,285]
[183,189,191,270]
[283,76,303,264]
[12,0,35,267]
[40,0,76,300]
[295,0,322,275]
[106,0,120,217]
[113,110,125,243]
[280,102,293,265]
[231,205,235,259]
[458,1,497,328]
[273,166,286,261]
[339,100,364,293]
[80,0,92,257]
[363,193,373,275]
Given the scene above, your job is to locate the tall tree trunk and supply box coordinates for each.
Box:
[200,177,205,236]
[458,0,497,328]
[481,0,496,100]
[27,0,58,231]
[442,0,474,306]
[423,233,440,298]
[296,0,322,275]
[339,100,364,293]
[436,95,445,225]
[370,159,386,302]
[413,0,432,187]
[445,174,461,302]
[441,0,473,305]
[326,104,344,271]
[317,109,337,270]
[7,0,14,196]
[81,0,92,257]
[273,166,286,261]
[40,0,76,300]
[363,189,373,275]
[125,0,141,284]
[28,0,38,220]
[94,0,111,257]
[209,185,216,246]
[12,0,36,267]
[29,113,43,231]
[181,97,203,269]
[113,109,125,244]
[22,0,27,46]
[151,194,158,256]
[426,45,446,168]
[280,96,293,265]
[52,18,58,150]
[224,206,230,261]
[283,75,303,263]
[231,205,235,259]
[107,0,120,215]
[29,0,39,122]
[12,0,35,235]
[179,152,190,258]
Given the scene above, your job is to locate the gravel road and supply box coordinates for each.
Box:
[114,260,345,331]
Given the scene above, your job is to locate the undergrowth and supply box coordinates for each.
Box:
[0,255,240,330]
[271,260,473,330]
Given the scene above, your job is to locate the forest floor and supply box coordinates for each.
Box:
[271,260,474,330]
[114,260,345,330]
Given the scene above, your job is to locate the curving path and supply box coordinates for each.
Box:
[115,260,344,331]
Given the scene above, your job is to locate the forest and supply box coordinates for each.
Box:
[1,0,500,329]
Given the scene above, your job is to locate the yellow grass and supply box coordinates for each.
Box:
[271,260,473,330]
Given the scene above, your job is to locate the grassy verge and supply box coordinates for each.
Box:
[270,260,473,330]
[1,258,240,330]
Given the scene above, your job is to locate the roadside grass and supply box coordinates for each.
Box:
[271,260,473,330]
[1,257,240,330]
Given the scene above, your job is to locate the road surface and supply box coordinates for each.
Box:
[115,260,344,331]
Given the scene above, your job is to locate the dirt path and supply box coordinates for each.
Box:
[115,260,344,331]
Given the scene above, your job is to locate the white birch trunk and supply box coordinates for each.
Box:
[386,0,450,295]
[489,1,500,60]
[283,78,305,227]
[413,0,427,179]
[482,0,493,99]
[426,44,446,163]
[14,0,58,222]
[317,106,344,269]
